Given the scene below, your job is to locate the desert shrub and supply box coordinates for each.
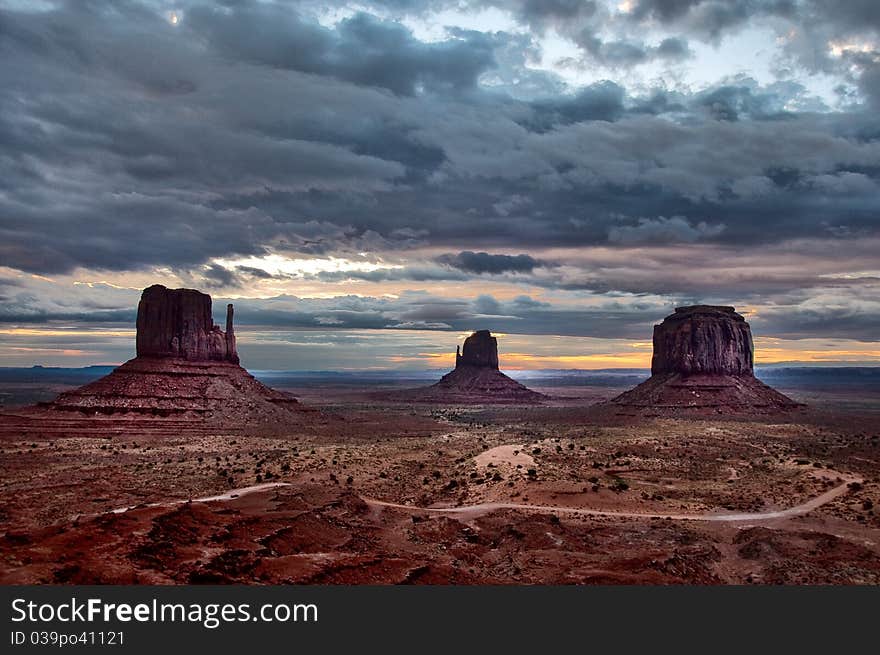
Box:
[610,478,629,492]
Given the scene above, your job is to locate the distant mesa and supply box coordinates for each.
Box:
[608,305,800,416]
[403,330,545,404]
[30,285,313,429]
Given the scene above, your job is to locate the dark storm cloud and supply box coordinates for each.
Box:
[629,0,704,22]
[525,81,625,128]
[436,251,543,274]
[202,263,240,289]
[518,0,598,24]
[188,4,496,96]
[627,1,796,40]
[693,84,791,121]
[806,0,880,31]
[855,59,880,109]
[570,32,693,68]
[236,266,277,280]
[607,216,724,244]
[314,266,470,283]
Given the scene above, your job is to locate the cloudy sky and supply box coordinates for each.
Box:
[1,0,879,370]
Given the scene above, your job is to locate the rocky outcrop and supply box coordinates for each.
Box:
[651,305,752,375]
[35,285,312,430]
[136,285,238,363]
[456,330,499,369]
[609,305,800,416]
[225,303,238,365]
[401,331,545,404]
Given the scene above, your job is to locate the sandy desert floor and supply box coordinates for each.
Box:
[0,384,878,584]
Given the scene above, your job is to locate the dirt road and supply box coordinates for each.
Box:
[109,475,860,524]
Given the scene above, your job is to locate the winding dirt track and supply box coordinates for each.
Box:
[363,476,858,522]
[108,475,861,524]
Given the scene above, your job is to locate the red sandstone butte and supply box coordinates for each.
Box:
[609,305,799,416]
[407,330,545,404]
[28,285,312,429]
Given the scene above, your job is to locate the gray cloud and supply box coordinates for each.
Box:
[189,5,496,96]
[627,1,797,41]
[608,216,725,244]
[526,81,625,129]
[202,263,239,289]
[571,32,693,68]
[436,251,543,274]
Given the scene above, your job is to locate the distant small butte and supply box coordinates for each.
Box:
[377,329,546,404]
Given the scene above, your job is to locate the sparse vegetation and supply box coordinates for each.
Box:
[610,478,629,493]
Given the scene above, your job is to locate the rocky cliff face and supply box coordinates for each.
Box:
[651,305,753,376]
[135,285,238,363]
[456,330,500,369]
